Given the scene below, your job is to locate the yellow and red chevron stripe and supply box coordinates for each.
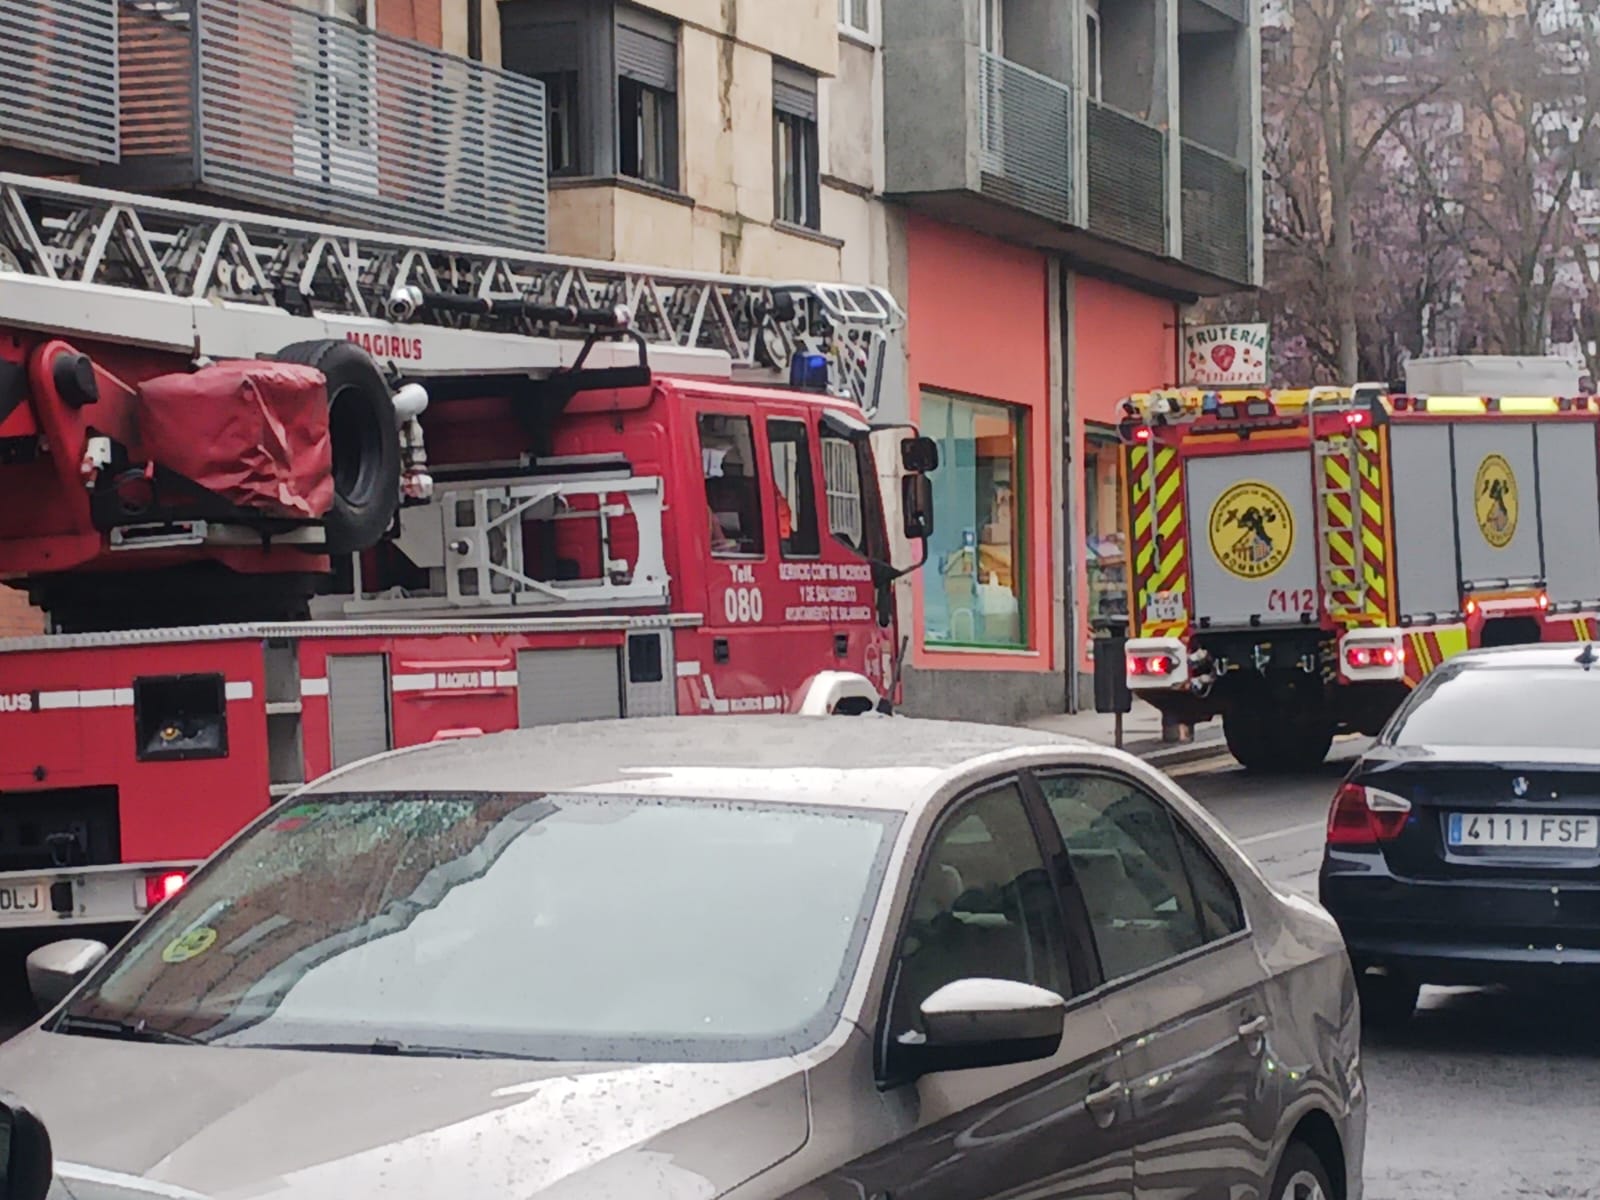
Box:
[1402,624,1470,686]
[1128,442,1189,638]
[1321,426,1396,628]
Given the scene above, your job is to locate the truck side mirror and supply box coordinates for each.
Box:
[902,473,934,541]
[901,435,938,474]
[0,1094,53,1200]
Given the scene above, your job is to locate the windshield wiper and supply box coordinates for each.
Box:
[237,1039,557,1061]
[53,1013,203,1046]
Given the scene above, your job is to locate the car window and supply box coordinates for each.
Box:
[699,412,765,557]
[55,792,898,1063]
[887,781,1071,1043]
[1036,773,1240,983]
[768,418,821,557]
[1384,664,1600,749]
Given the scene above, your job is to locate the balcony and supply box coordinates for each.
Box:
[1,0,548,248]
[882,0,1253,296]
[0,0,120,169]
[1086,101,1167,257]
[1180,138,1251,283]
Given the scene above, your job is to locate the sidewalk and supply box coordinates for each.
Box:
[1023,703,1229,769]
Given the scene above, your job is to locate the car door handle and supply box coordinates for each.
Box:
[1238,1015,1268,1047]
[1084,1080,1122,1128]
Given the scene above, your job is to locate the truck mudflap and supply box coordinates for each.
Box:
[0,861,199,931]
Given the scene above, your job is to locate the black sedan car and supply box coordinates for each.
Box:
[1319,641,1600,1026]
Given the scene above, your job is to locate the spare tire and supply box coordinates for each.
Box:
[273,340,400,555]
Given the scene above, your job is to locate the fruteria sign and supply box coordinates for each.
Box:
[1183,323,1270,386]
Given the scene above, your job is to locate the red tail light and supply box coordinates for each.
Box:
[1344,644,1401,670]
[1327,783,1411,845]
[144,871,188,908]
[1127,652,1174,677]
[1346,411,1367,426]
[1133,427,1152,442]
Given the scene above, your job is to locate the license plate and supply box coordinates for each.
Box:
[0,882,46,920]
[1146,592,1184,623]
[1447,812,1599,849]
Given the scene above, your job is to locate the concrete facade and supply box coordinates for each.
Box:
[499,0,847,278]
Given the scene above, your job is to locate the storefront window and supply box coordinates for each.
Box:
[1084,427,1127,637]
[920,391,1027,649]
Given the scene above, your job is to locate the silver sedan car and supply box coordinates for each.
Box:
[0,717,1363,1200]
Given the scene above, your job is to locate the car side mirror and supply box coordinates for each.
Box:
[900,435,939,474]
[902,473,934,541]
[889,978,1065,1081]
[25,939,108,1014]
[0,1094,53,1200]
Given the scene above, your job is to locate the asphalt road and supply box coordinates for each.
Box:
[2,745,1596,1199]
[1172,741,1600,1200]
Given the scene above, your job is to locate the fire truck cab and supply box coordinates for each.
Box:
[0,172,938,932]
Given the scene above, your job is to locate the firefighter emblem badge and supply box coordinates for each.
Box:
[1209,480,1294,580]
[1474,454,1518,549]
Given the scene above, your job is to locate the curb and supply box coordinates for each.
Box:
[1132,737,1230,769]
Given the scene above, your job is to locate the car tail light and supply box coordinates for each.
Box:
[1344,644,1401,670]
[1127,652,1174,677]
[144,871,188,908]
[1327,783,1411,845]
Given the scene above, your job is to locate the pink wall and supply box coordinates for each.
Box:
[1073,276,1179,425]
[905,215,1053,674]
[1070,276,1179,672]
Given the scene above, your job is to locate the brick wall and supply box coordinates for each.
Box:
[0,588,43,637]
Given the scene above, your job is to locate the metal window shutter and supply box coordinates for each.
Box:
[518,648,622,726]
[327,655,392,769]
[616,24,676,90]
[773,64,817,121]
[502,19,581,76]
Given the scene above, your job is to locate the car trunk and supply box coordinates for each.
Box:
[1355,746,1600,939]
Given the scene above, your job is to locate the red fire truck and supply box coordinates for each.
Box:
[0,172,937,930]
[1117,383,1600,772]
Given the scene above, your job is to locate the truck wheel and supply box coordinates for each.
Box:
[1284,720,1334,770]
[273,340,399,555]
[1223,710,1284,773]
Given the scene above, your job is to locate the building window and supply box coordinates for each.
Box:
[539,70,582,176]
[616,13,679,189]
[1084,427,1127,638]
[699,413,765,558]
[773,63,820,230]
[920,392,1026,650]
[838,0,871,36]
[768,419,821,558]
[1085,11,1102,101]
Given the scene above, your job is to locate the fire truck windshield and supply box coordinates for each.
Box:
[49,792,899,1063]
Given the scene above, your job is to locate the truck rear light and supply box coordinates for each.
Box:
[1344,644,1400,670]
[1339,630,1405,682]
[1127,652,1174,677]
[144,871,188,908]
[1327,783,1411,845]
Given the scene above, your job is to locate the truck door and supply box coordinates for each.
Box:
[1182,448,1319,627]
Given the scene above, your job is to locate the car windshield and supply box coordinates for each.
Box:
[1384,666,1600,750]
[56,792,898,1062]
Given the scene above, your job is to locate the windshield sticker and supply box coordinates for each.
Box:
[162,926,218,964]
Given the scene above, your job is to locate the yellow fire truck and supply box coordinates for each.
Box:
[1117,383,1600,770]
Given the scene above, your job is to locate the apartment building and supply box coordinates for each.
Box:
[851,0,1263,720]
[497,0,845,279]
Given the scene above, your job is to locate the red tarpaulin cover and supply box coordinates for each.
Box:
[138,360,333,519]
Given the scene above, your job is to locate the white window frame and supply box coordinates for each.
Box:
[1085,9,1103,101]
[838,0,876,43]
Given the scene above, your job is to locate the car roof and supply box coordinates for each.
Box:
[1446,642,1600,671]
[302,716,1090,811]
